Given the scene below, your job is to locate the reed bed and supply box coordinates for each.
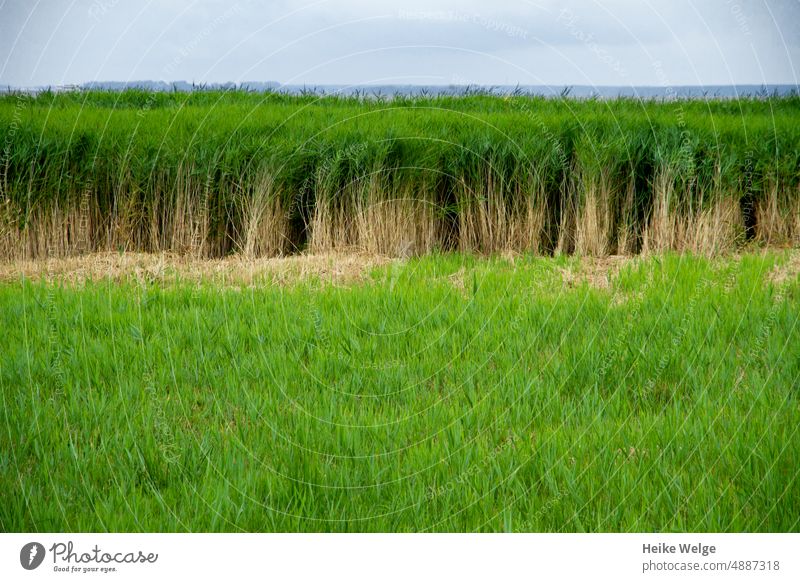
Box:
[1,90,798,260]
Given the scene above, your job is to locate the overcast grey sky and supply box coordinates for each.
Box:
[0,0,798,87]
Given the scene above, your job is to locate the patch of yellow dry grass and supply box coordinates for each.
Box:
[559,255,635,290]
[768,250,800,286]
[0,251,397,286]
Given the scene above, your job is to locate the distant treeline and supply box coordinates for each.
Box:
[1,90,798,259]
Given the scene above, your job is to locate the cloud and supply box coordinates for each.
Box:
[0,0,797,87]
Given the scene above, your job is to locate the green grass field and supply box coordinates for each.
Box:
[2,251,798,531]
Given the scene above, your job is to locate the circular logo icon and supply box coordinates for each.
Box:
[20,542,46,570]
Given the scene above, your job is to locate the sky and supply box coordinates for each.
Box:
[0,0,798,88]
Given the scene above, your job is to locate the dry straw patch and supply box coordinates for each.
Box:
[768,251,800,287]
[447,266,469,297]
[0,251,396,287]
[559,255,634,290]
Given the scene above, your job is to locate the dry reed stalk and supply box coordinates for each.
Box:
[756,182,799,246]
[311,175,440,257]
[76,186,92,254]
[308,187,358,253]
[3,167,221,260]
[513,192,547,254]
[0,197,22,261]
[169,167,197,253]
[642,169,676,254]
[644,166,742,256]
[615,177,639,255]
[106,182,141,253]
[355,195,439,257]
[241,171,290,258]
[0,153,795,262]
[457,173,547,254]
[457,177,505,252]
[15,200,91,259]
[155,168,192,253]
[137,166,213,256]
[308,195,333,253]
[555,174,578,256]
[575,169,615,256]
[673,196,742,255]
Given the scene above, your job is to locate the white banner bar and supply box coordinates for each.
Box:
[1,534,798,581]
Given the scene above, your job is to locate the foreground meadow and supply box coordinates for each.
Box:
[1,251,798,532]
